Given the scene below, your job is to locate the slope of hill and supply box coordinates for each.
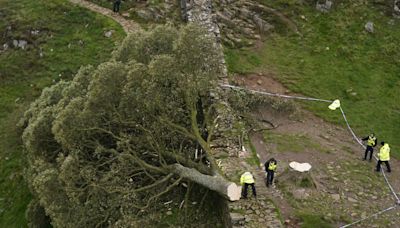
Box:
[0,0,124,226]
[233,73,400,227]
[225,0,400,157]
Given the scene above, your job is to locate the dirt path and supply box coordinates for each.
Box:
[68,0,140,33]
[236,73,400,227]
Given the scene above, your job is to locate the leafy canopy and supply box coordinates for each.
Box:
[21,24,223,227]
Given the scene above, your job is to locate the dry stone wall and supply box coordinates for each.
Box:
[181,1,283,227]
[181,0,228,79]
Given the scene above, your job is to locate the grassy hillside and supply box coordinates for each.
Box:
[225,0,400,156]
[0,0,124,226]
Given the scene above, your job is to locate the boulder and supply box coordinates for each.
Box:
[316,0,333,13]
[239,8,252,19]
[365,21,374,33]
[19,40,28,49]
[253,15,273,33]
[395,0,400,17]
[136,9,153,21]
[292,188,309,200]
[348,197,358,203]
[230,213,245,225]
[12,40,28,49]
[331,194,340,201]
[104,30,114,38]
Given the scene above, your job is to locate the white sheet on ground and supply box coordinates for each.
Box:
[289,161,312,172]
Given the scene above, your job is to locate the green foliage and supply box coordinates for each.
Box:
[21,24,223,227]
[0,0,124,226]
[25,199,51,228]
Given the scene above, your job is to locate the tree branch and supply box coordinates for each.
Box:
[186,97,218,172]
[132,177,183,210]
[133,173,174,193]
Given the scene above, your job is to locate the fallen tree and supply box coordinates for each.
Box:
[21,24,240,227]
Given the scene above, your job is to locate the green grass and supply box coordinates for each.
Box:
[0,0,124,226]
[224,48,262,74]
[299,177,314,188]
[246,139,261,167]
[296,212,332,228]
[264,132,328,154]
[225,0,400,156]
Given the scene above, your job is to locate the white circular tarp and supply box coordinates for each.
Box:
[289,161,312,172]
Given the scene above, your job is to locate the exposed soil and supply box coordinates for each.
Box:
[235,73,400,227]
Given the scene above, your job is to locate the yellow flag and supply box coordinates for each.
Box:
[328,99,340,110]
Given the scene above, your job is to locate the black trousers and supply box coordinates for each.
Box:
[364,146,374,160]
[243,183,256,198]
[376,160,391,172]
[266,170,274,187]
[113,2,121,12]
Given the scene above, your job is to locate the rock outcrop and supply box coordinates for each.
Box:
[316,0,333,13]
[181,0,298,48]
[394,0,400,18]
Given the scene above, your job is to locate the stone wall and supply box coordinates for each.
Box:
[181,0,228,79]
[180,1,242,227]
[180,1,284,228]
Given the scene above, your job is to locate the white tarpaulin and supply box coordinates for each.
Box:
[289,161,312,172]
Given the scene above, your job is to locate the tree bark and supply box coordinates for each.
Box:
[170,163,241,201]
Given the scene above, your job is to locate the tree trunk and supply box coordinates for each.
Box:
[170,163,242,201]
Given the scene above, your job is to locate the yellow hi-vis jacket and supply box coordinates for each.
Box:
[268,162,277,171]
[379,143,390,161]
[240,172,255,185]
[367,136,376,146]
